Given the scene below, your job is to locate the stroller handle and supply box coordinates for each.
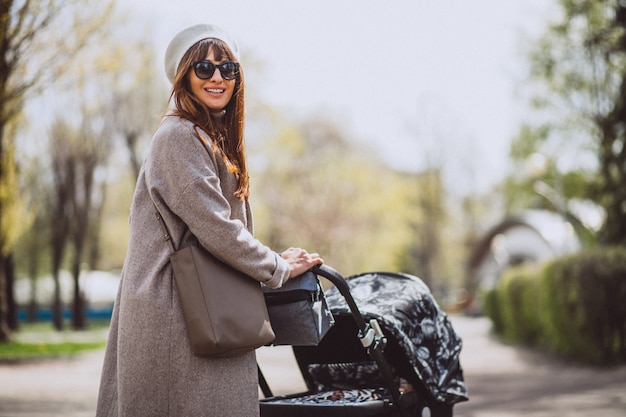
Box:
[312,264,368,334]
[311,264,409,417]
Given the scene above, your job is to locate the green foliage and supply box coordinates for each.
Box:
[498,265,543,345]
[505,0,626,245]
[485,246,626,364]
[0,0,117,339]
[498,175,543,214]
[508,124,550,161]
[97,174,135,270]
[0,140,32,256]
[542,248,626,363]
[250,116,454,284]
[482,288,504,335]
[540,258,589,358]
[394,169,447,287]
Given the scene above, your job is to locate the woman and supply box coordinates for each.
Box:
[96,24,323,417]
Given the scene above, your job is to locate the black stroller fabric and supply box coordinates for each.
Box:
[323,272,468,405]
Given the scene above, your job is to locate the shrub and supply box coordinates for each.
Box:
[542,247,626,364]
[484,246,626,365]
[482,288,503,335]
[492,265,543,345]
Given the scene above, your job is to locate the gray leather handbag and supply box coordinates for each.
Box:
[154,205,275,356]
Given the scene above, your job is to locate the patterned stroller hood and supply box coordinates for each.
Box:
[324,272,468,405]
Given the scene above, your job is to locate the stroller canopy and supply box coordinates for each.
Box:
[324,272,469,404]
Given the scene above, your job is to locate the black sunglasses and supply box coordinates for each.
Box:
[191,60,240,81]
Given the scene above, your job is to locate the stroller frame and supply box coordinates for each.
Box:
[258,264,459,417]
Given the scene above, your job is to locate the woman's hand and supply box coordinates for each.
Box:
[281,247,324,279]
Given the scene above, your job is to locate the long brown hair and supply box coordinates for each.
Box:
[169,38,249,200]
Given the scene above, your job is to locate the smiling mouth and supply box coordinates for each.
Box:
[206,88,224,93]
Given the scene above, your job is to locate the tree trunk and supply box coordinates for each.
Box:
[51,270,63,331]
[5,253,17,330]
[598,62,626,246]
[0,254,11,341]
[71,247,86,330]
[71,277,85,329]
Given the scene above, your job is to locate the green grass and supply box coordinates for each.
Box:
[0,340,106,361]
[0,319,109,361]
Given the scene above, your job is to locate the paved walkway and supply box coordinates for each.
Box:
[1,315,625,416]
[449,316,626,417]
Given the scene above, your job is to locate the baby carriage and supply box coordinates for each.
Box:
[258,265,468,417]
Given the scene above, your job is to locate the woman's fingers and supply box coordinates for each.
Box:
[282,248,323,278]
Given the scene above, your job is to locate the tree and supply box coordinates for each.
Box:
[13,156,48,322]
[251,117,381,273]
[48,120,75,330]
[0,135,25,331]
[47,111,112,330]
[250,114,453,283]
[0,0,114,340]
[45,16,163,328]
[508,0,626,246]
[108,39,164,180]
[69,112,112,329]
[395,168,446,289]
[77,19,163,269]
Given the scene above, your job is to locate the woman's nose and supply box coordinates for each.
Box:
[210,68,224,81]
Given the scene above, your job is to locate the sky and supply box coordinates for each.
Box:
[123,0,559,194]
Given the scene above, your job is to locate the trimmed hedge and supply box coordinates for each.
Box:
[484,246,626,365]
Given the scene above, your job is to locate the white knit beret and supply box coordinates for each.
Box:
[164,24,240,84]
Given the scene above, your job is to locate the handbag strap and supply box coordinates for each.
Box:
[151,133,212,254]
[152,202,177,253]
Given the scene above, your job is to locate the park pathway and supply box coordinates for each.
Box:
[1,315,625,416]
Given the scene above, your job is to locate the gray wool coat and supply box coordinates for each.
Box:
[96,116,290,417]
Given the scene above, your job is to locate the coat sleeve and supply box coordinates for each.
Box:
[145,117,289,288]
